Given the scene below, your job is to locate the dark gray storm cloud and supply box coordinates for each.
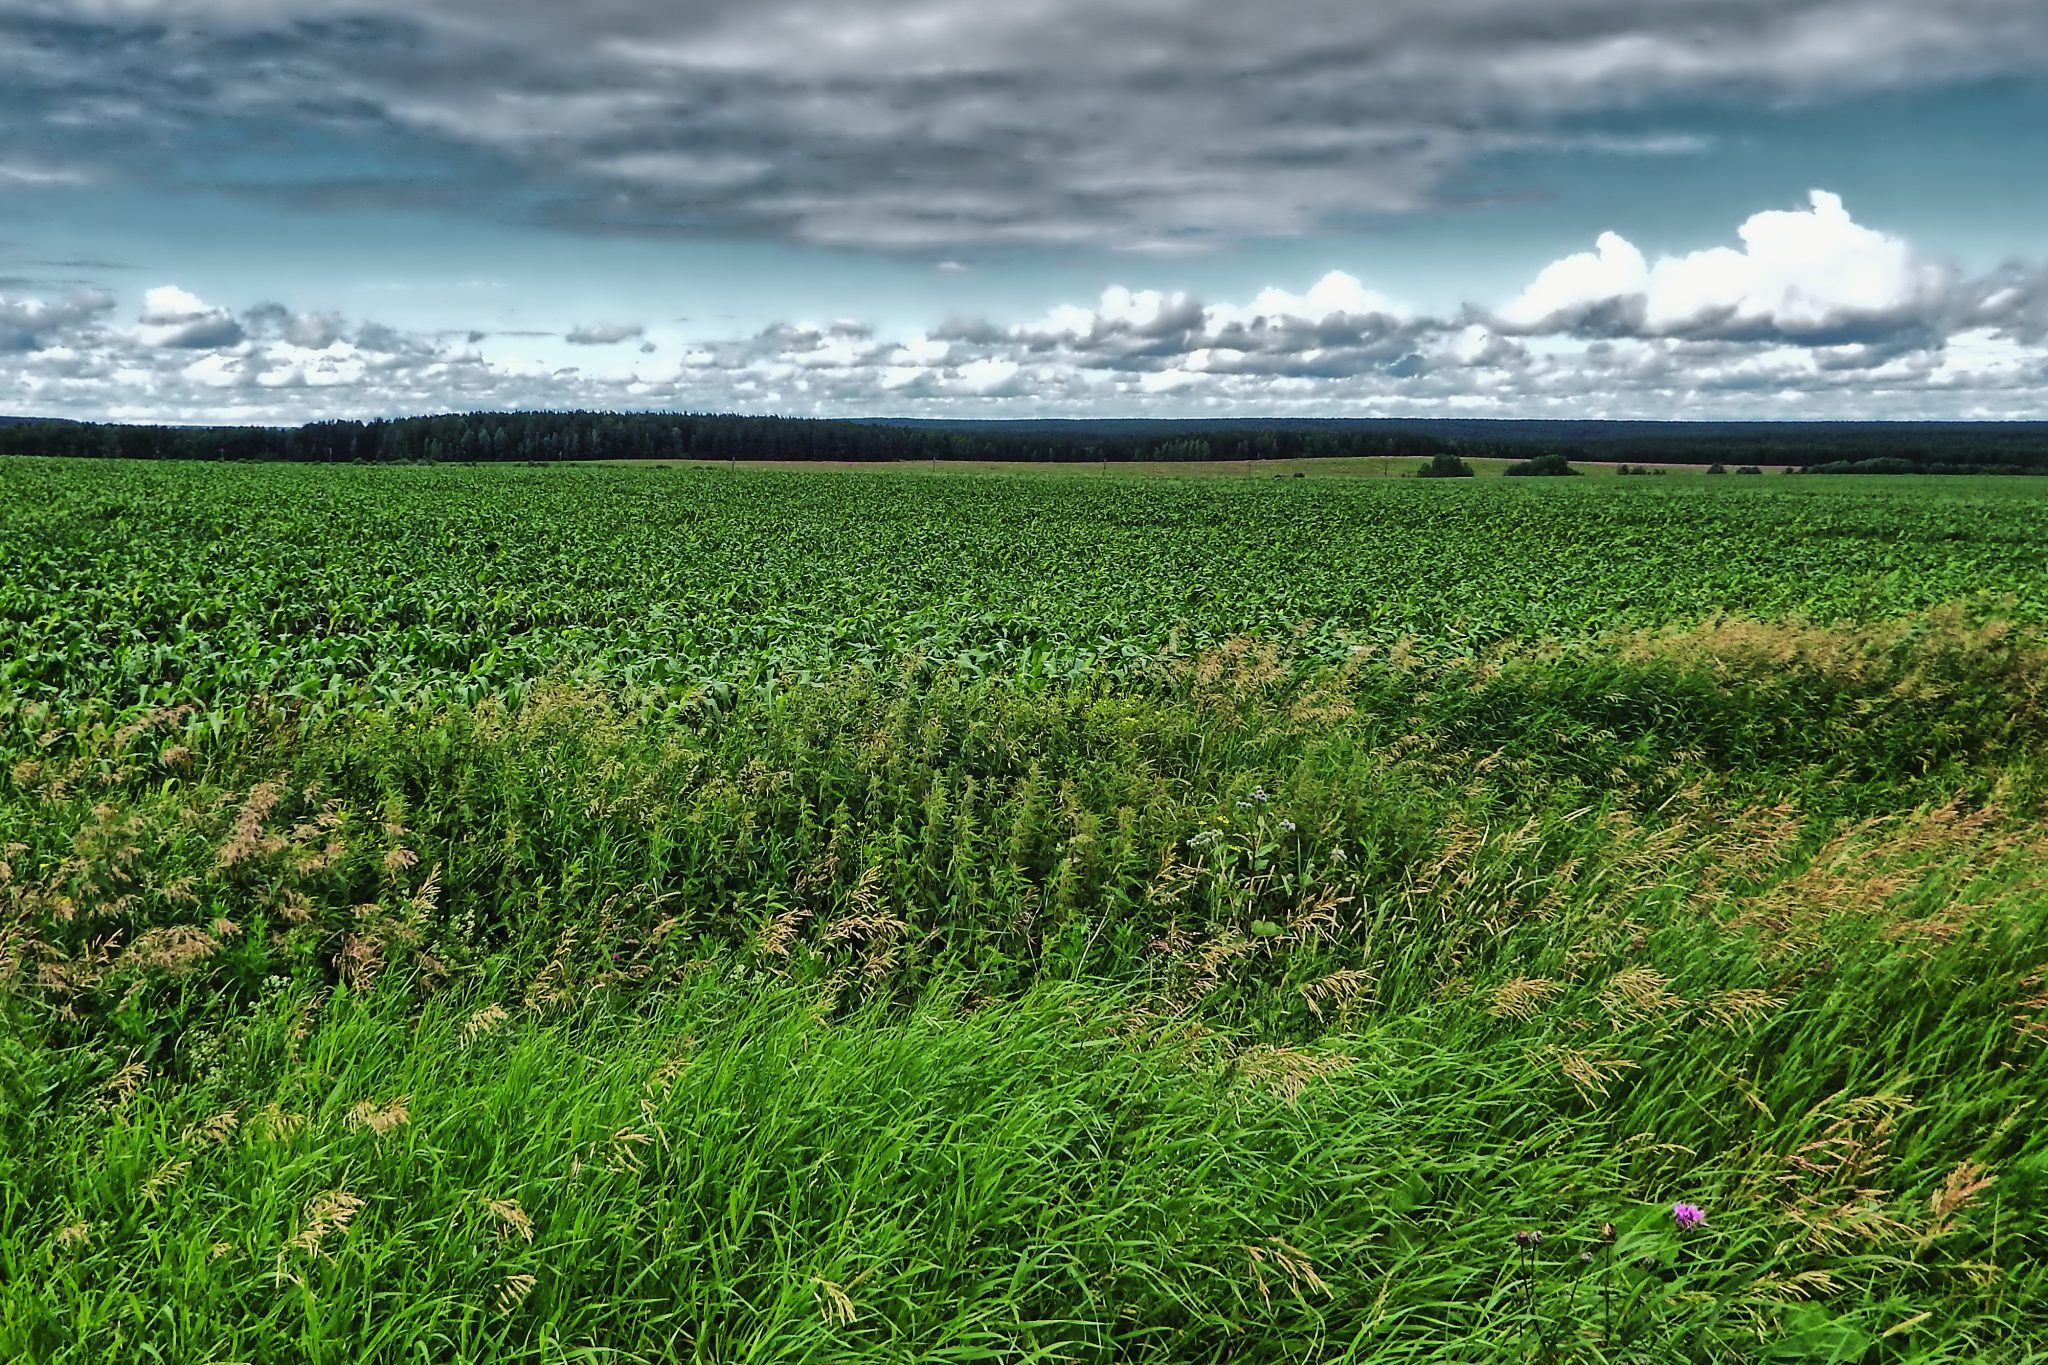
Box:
[1961,263,2048,343]
[244,303,348,349]
[0,287,113,352]
[2,1,2046,251]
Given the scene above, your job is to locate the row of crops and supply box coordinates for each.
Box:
[4,457,2045,717]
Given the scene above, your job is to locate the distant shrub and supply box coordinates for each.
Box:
[1797,457,1924,475]
[1416,452,1476,478]
[1706,463,1728,475]
[1618,464,1667,477]
[1735,465,1764,476]
[1502,453,1582,478]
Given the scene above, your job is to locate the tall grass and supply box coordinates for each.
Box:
[4,617,2046,1361]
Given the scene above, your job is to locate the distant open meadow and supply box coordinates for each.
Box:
[3,457,2046,1362]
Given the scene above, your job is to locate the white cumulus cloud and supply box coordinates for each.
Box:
[1497,190,1953,344]
[137,285,246,349]
[3,191,2047,423]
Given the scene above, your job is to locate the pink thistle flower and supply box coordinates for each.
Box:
[1671,1202,1706,1231]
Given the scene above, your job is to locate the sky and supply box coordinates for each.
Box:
[2,0,2047,424]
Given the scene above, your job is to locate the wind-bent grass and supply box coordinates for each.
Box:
[5,616,2047,1361]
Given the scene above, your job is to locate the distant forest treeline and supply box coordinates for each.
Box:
[2,412,2044,472]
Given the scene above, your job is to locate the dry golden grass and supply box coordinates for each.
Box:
[1490,976,1565,1022]
[646,1052,692,1098]
[181,1108,239,1148]
[1245,1237,1331,1304]
[821,865,910,978]
[1776,1093,1916,1255]
[216,781,287,869]
[1696,988,1784,1033]
[140,1159,191,1206]
[289,1190,365,1257]
[812,1277,858,1326]
[119,924,220,976]
[1534,1045,1639,1099]
[1724,795,2048,957]
[1920,1161,1997,1248]
[497,1273,539,1313]
[248,1104,307,1144]
[1298,966,1376,1021]
[1746,1268,1843,1304]
[1618,608,2047,703]
[608,1127,655,1175]
[1232,1044,1350,1102]
[460,1003,511,1046]
[1598,968,1684,1028]
[345,1095,411,1138]
[103,1057,147,1102]
[484,1197,536,1244]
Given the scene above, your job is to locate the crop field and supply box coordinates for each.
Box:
[3,456,2047,1362]
[630,455,1786,479]
[3,459,2045,713]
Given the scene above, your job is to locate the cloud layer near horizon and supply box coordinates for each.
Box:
[4,0,2048,252]
[2,192,2044,423]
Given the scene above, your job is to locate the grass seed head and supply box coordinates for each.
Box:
[459,1003,510,1046]
[249,1104,308,1144]
[1245,1237,1331,1304]
[1232,1044,1349,1102]
[1538,1045,1640,1100]
[497,1272,538,1312]
[290,1189,365,1256]
[104,1057,148,1102]
[182,1107,240,1148]
[1490,976,1564,1021]
[484,1197,536,1244]
[1699,988,1785,1032]
[140,1158,191,1206]
[812,1277,857,1325]
[345,1094,411,1137]
[1923,1161,1997,1245]
[1599,968,1682,1025]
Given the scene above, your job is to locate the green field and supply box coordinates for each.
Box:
[4,459,2044,711]
[625,455,1781,479]
[3,458,2046,1362]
